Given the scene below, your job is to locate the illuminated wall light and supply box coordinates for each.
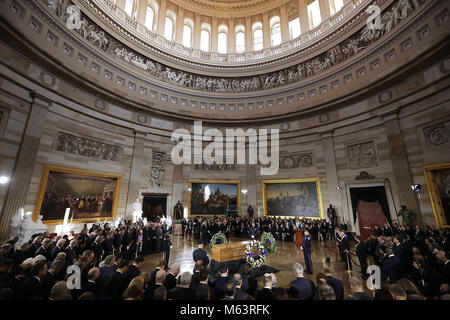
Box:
[0,176,10,184]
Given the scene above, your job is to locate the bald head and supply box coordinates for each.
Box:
[155,270,167,284]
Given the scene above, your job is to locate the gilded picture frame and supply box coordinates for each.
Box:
[188,180,241,217]
[262,178,323,219]
[424,163,450,229]
[33,165,122,224]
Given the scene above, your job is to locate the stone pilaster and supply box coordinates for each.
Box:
[321,131,343,223]
[245,16,252,52]
[298,0,310,39]
[0,92,50,240]
[175,6,184,44]
[156,0,167,36]
[228,17,235,54]
[262,12,270,49]
[280,4,290,42]
[125,131,146,217]
[380,111,423,225]
[211,17,218,52]
[193,13,201,49]
[318,0,332,29]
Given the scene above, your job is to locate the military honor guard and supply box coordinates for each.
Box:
[162,230,172,267]
[301,230,313,274]
[193,239,210,267]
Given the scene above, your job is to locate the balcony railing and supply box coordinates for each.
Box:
[89,0,370,64]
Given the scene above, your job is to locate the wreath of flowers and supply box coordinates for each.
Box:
[209,232,228,249]
[245,240,267,268]
[260,232,277,254]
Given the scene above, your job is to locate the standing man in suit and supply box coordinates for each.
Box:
[222,280,237,300]
[289,263,315,300]
[381,247,402,282]
[167,272,195,300]
[201,220,208,245]
[21,262,48,299]
[354,235,368,279]
[145,269,166,300]
[50,239,66,261]
[256,274,274,300]
[164,263,180,291]
[212,263,229,300]
[193,239,210,267]
[34,239,51,260]
[123,255,144,288]
[338,230,352,271]
[323,267,344,300]
[349,277,373,300]
[65,239,78,264]
[233,273,250,300]
[150,258,167,285]
[301,230,313,274]
[162,230,172,267]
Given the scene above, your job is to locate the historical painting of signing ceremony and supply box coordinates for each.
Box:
[190,182,238,216]
[36,167,120,222]
[264,179,321,217]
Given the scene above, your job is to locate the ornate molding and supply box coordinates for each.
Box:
[193,163,236,170]
[279,153,313,169]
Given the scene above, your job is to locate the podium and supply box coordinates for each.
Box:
[295,230,304,249]
[212,241,248,262]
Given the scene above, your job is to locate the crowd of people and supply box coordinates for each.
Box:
[0,214,449,301]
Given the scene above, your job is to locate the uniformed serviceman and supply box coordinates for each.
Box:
[162,230,172,267]
[301,230,313,274]
[193,239,210,267]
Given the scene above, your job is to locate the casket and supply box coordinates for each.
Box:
[211,241,248,262]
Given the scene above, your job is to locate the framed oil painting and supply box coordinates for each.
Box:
[188,180,240,216]
[424,163,450,228]
[262,178,323,218]
[33,166,121,224]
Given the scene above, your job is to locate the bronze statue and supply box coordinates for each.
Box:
[247,205,254,218]
[327,204,337,226]
[397,205,417,227]
[174,201,184,220]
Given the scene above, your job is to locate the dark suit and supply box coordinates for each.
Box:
[64,246,78,264]
[256,288,274,300]
[234,287,250,300]
[145,283,163,300]
[354,241,368,277]
[212,276,229,300]
[354,291,373,300]
[84,280,99,297]
[42,271,57,298]
[326,276,344,300]
[168,286,195,300]
[34,246,49,260]
[381,254,402,282]
[149,267,162,286]
[123,264,141,288]
[290,277,315,300]
[21,277,45,300]
[98,265,115,287]
[50,246,62,261]
[164,273,177,291]
[193,248,209,266]
[302,235,313,274]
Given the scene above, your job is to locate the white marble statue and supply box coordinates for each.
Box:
[132,198,143,223]
[15,212,48,248]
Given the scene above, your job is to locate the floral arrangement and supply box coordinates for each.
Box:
[209,232,228,249]
[260,232,277,254]
[245,240,267,268]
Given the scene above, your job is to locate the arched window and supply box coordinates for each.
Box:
[218,25,228,53]
[288,17,301,39]
[183,18,193,47]
[124,0,134,17]
[252,22,263,51]
[164,17,174,40]
[144,6,155,31]
[307,0,321,29]
[329,0,344,15]
[235,25,245,53]
[200,23,211,51]
[270,16,282,47]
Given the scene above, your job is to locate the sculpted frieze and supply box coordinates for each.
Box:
[46,0,423,93]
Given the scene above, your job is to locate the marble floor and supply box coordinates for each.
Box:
[140,234,367,297]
